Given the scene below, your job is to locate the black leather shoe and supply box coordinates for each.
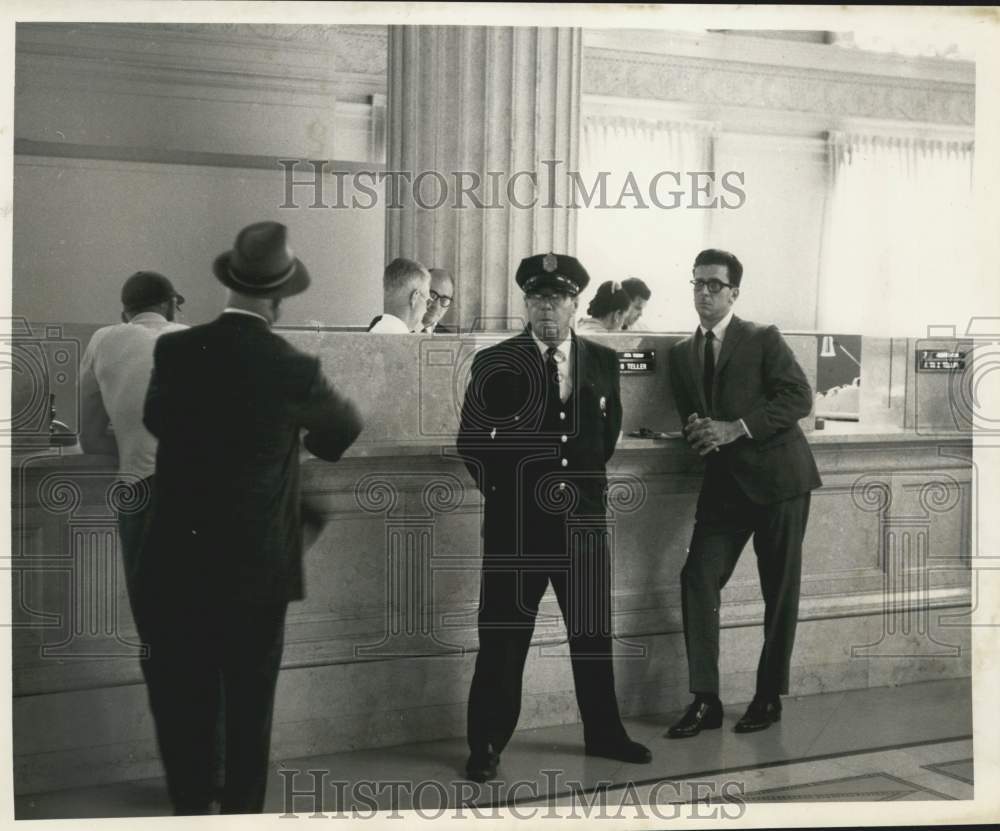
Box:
[465,749,500,782]
[734,697,781,733]
[585,737,652,764]
[666,697,724,739]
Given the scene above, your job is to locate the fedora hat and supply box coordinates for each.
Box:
[213,221,310,298]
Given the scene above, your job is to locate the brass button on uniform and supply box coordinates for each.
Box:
[561,458,568,468]
[561,435,567,443]
[559,412,566,420]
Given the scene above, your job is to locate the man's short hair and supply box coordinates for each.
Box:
[621,277,651,302]
[384,258,429,293]
[693,249,743,287]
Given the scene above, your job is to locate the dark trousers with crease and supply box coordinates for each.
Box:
[118,480,227,813]
[132,592,287,815]
[467,525,628,755]
[680,465,811,699]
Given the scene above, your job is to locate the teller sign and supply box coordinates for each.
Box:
[618,350,656,374]
[916,350,966,372]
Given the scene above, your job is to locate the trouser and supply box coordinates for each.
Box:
[680,474,811,699]
[467,535,627,755]
[134,594,288,815]
[117,477,225,805]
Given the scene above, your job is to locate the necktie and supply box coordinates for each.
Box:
[546,346,561,403]
[703,330,715,412]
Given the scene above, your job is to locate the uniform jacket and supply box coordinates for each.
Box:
[457,327,623,556]
[668,316,821,505]
[142,313,363,604]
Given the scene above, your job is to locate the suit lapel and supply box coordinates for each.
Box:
[713,316,747,400]
[573,331,595,394]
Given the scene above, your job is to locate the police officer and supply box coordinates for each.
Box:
[457,252,652,782]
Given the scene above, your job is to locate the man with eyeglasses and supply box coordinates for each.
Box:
[457,252,652,783]
[666,248,821,739]
[419,268,457,333]
[367,257,432,332]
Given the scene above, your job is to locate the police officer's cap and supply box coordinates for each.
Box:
[516,252,590,296]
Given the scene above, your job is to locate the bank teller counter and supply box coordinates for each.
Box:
[9,329,974,796]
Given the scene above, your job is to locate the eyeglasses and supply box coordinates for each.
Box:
[174,296,184,309]
[429,289,452,308]
[525,291,571,305]
[690,279,733,294]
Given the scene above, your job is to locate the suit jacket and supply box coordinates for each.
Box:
[457,327,622,556]
[142,313,363,604]
[668,316,821,505]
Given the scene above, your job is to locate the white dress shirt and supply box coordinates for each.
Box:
[369,313,412,333]
[79,312,188,479]
[531,330,573,403]
[697,309,751,437]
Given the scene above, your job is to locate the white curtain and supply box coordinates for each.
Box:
[817,132,975,336]
[576,115,715,331]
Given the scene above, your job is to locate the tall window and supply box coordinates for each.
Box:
[818,132,975,336]
[576,113,715,331]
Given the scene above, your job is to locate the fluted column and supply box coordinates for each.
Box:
[386,26,582,331]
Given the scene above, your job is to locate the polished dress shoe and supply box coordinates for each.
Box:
[734,697,781,733]
[585,737,652,764]
[465,749,500,782]
[666,697,724,738]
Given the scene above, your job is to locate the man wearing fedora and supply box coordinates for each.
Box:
[456,252,652,783]
[138,221,363,814]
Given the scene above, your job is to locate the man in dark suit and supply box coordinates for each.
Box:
[457,252,651,783]
[666,249,821,739]
[139,221,363,814]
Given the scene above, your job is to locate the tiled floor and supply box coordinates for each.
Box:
[14,677,973,819]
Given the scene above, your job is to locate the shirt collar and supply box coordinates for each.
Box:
[222,307,270,325]
[127,312,169,325]
[699,309,734,341]
[531,328,573,362]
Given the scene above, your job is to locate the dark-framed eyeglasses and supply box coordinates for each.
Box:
[690,279,733,294]
[429,289,452,308]
[525,290,571,305]
[173,295,185,309]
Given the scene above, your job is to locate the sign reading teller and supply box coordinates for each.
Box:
[618,350,656,374]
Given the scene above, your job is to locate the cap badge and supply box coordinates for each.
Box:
[542,253,558,273]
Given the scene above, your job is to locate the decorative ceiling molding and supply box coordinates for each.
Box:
[583,47,974,127]
[16,22,389,91]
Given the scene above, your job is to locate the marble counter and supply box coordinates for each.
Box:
[10,429,974,794]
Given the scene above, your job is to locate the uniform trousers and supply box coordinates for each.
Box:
[680,463,811,699]
[468,525,627,754]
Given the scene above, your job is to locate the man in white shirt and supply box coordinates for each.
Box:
[367,258,431,333]
[79,270,188,600]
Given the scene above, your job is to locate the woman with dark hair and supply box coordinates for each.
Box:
[577,280,632,332]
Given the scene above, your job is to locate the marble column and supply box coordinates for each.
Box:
[386,26,582,331]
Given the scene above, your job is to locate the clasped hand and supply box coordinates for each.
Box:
[684,413,743,456]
